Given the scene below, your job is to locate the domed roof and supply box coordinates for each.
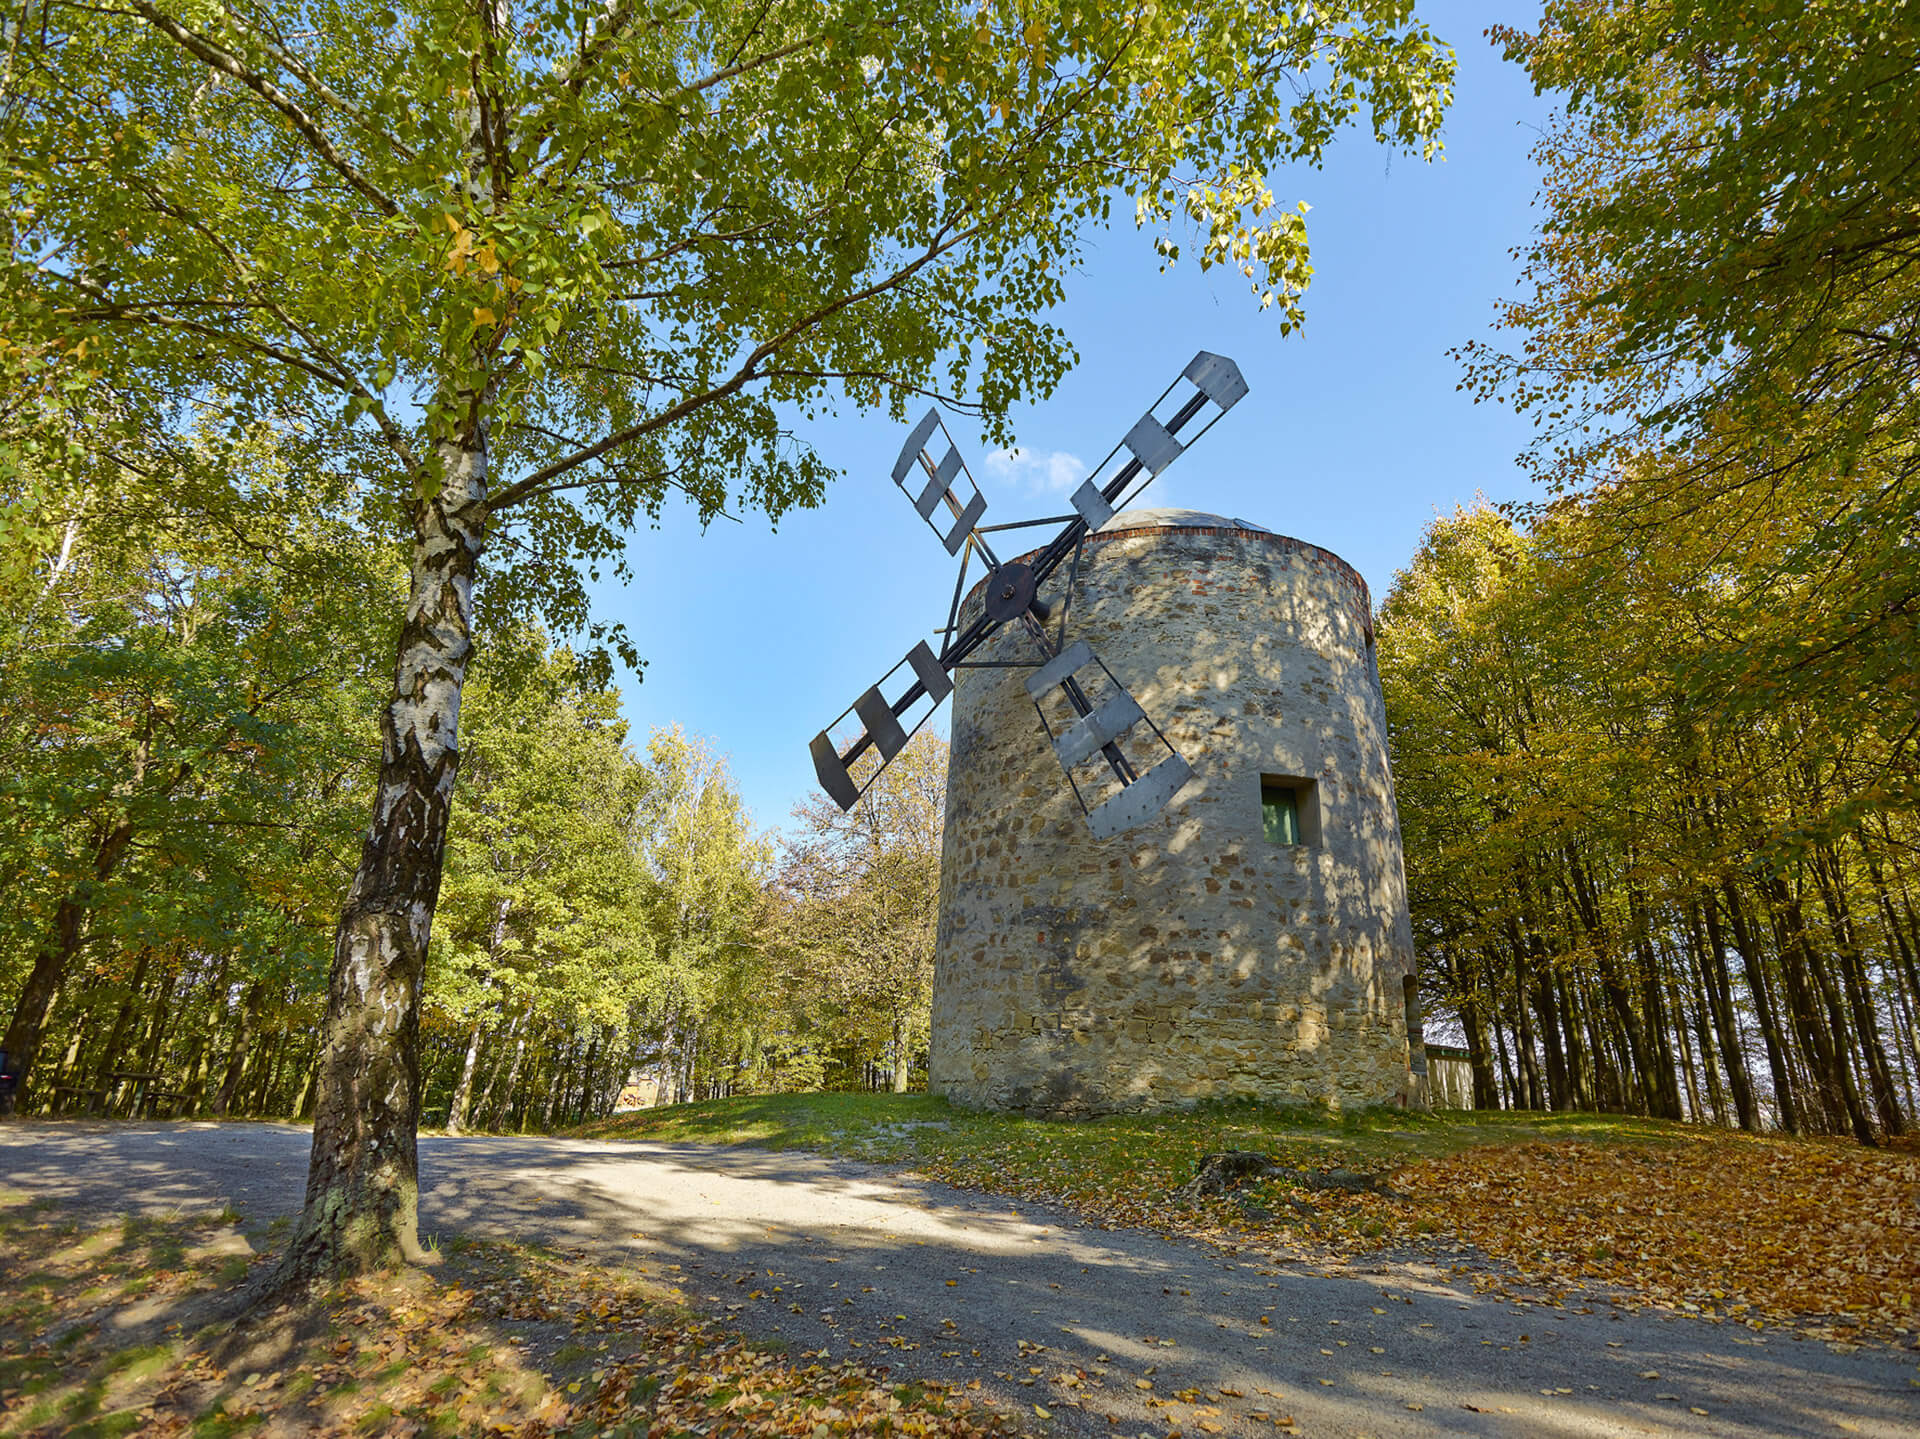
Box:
[1095,507,1271,534]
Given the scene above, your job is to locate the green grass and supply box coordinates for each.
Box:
[577,1091,1691,1171]
[570,1093,1702,1240]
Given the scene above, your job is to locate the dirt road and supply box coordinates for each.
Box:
[2,1121,1913,1437]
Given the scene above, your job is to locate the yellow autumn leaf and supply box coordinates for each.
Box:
[473,306,497,325]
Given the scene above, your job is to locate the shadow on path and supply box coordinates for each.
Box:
[2,1122,1912,1439]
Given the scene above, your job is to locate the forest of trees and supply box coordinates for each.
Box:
[0,460,944,1127]
[1380,504,1918,1142]
[1382,0,1918,1143]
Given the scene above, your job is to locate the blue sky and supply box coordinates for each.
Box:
[593,2,1557,835]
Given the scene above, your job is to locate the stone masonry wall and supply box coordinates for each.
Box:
[929,517,1420,1115]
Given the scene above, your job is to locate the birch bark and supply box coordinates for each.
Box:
[278,422,487,1280]
[446,1020,485,1135]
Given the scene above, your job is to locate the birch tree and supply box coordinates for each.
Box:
[5,0,1454,1279]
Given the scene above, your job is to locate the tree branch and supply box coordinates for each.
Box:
[488,216,979,511]
[127,0,399,216]
[75,304,353,390]
[217,0,416,159]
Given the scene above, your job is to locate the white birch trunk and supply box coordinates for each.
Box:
[279,421,487,1281]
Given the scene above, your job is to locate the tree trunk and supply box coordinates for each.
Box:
[276,423,487,1284]
[132,971,177,1111]
[1488,998,1516,1109]
[1507,946,1544,1110]
[290,1048,318,1121]
[1697,894,1758,1130]
[492,1027,529,1131]
[446,1019,485,1135]
[1721,880,1798,1131]
[1463,1005,1499,1110]
[891,1013,911,1093]
[178,953,232,1110]
[3,895,92,1112]
[1627,885,1685,1121]
[1762,873,1877,1144]
[90,949,154,1103]
[213,980,263,1116]
[1811,848,1906,1135]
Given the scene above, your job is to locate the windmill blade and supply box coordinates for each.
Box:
[1024,640,1194,838]
[984,350,1251,632]
[809,640,954,810]
[1099,349,1249,515]
[891,408,991,557]
[1084,754,1195,841]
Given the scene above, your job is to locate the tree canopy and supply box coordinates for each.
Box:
[1460,0,1919,823]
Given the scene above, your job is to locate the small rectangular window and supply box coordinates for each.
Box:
[1260,774,1320,847]
[1261,780,1300,845]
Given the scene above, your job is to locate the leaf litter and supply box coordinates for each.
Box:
[0,1195,1026,1437]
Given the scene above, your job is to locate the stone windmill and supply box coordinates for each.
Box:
[810,356,1428,1115]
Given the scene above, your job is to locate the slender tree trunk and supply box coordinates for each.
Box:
[477,1009,523,1127]
[131,973,177,1114]
[1722,880,1797,1130]
[291,1048,318,1121]
[1697,894,1758,1129]
[1862,851,1920,1104]
[3,894,92,1113]
[1457,983,1500,1110]
[492,1026,529,1131]
[1509,885,1571,1109]
[1861,837,1920,1016]
[446,1020,485,1135]
[52,963,111,1095]
[1555,972,1591,1110]
[574,1032,601,1124]
[1489,1000,1516,1109]
[178,954,232,1110]
[537,1036,563,1130]
[277,420,488,1284]
[449,902,511,1136]
[1762,873,1876,1144]
[89,949,153,1106]
[1507,947,1544,1110]
[1626,887,1685,1121]
[213,981,263,1117]
[891,1012,911,1093]
[1812,846,1906,1134]
[1560,847,1655,1111]
[1666,958,1705,1121]
[252,1030,291,1115]
[1886,965,1920,1115]
[1673,911,1728,1124]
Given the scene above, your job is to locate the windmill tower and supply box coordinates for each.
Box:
[809,357,1426,1116]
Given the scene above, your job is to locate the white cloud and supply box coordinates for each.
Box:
[982,445,1089,495]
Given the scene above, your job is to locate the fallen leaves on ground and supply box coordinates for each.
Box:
[1385,1134,1920,1339]
[902,1109,1920,1342]
[0,1195,1026,1436]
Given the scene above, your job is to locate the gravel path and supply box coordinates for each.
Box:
[2,1120,1914,1437]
